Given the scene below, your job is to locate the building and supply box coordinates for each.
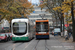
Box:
[28,6,52,26]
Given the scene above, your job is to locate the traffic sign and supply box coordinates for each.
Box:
[33,11,35,13]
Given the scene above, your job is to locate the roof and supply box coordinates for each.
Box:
[14,17,28,19]
[36,19,49,22]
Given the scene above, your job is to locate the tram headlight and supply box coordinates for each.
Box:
[25,34,29,37]
[12,35,15,37]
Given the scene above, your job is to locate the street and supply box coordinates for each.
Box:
[0,34,75,50]
[0,0,75,50]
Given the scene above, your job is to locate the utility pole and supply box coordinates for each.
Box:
[61,0,64,36]
[0,15,1,22]
[39,14,45,19]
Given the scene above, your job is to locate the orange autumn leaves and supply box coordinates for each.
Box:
[53,0,75,22]
[22,3,32,8]
[0,0,34,23]
[0,9,9,14]
[53,0,75,17]
[39,4,45,10]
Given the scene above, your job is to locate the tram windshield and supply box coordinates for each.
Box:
[36,22,48,32]
[13,22,27,35]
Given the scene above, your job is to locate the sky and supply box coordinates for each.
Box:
[28,0,40,4]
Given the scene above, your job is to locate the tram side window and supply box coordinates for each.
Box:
[13,23,19,33]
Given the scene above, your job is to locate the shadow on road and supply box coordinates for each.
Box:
[0,41,8,43]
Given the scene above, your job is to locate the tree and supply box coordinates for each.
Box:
[0,0,34,21]
[39,0,60,27]
[61,0,75,41]
[71,0,75,42]
[0,0,34,31]
[53,0,75,41]
[0,0,9,22]
[0,0,7,6]
[16,0,34,17]
[40,0,64,32]
[40,0,75,41]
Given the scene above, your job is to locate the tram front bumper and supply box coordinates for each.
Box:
[12,37,29,41]
[36,35,49,39]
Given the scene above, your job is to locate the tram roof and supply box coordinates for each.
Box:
[14,17,28,19]
[37,19,47,20]
[36,19,49,22]
[12,18,29,23]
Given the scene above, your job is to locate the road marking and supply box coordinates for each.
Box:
[12,44,16,50]
[50,35,54,37]
[23,39,34,50]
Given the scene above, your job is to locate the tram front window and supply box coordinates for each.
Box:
[36,25,48,32]
[36,22,48,32]
[13,22,27,35]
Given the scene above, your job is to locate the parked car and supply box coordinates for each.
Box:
[0,33,8,41]
[53,28,61,36]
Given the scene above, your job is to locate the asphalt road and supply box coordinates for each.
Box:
[0,35,75,50]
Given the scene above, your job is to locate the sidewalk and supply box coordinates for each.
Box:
[58,35,74,43]
[51,35,75,50]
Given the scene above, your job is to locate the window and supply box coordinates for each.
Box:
[13,22,27,35]
[36,22,48,32]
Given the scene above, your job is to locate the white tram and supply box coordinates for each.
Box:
[11,18,34,41]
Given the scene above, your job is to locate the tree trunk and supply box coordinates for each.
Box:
[53,21,54,28]
[60,12,63,32]
[60,20,62,32]
[9,20,11,32]
[72,23,75,41]
[71,1,75,42]
[63,17,64,35]
[56,17,57,27]
[62,13,64,36]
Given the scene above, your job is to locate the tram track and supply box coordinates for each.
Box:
[0,41,17,50]
[33,39,49,50]
[10,38,34,50]
[11,42,25,50]
[45,39,49,50]
[33,40,40,50]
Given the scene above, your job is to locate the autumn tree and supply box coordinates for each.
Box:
[0,0,34,31]
[39,0,57,27]
[16,0,33,17]
[53,0,75,41]
[61,0,75,41]
[39,0,75,41]
[0,0,34,22]
[0,0,9,21]
[39,0,64,32]
[71,0,75,42]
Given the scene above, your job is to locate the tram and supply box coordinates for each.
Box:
[11,18,34,41]
[35,19,49,39]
